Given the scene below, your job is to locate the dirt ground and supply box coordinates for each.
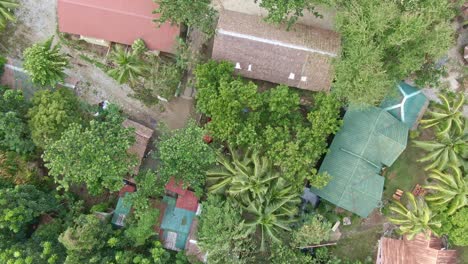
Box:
[0,0,195,130]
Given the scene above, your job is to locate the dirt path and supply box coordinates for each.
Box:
[1,0,194,130]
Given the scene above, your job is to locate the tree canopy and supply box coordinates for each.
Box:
[28,88,83,149]
[332,0,456,105]
[43,105,137,195]
[157,120,216,196]
[195,61,342,189]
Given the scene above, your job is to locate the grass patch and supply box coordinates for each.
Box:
[455,247,468,263]
[382,140,428,202]
[329,226,380,262]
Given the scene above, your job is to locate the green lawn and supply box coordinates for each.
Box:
[329,226,380,263]
[455,247,468,263]
[382,141,428,202]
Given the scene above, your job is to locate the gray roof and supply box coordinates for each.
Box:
[212,10,340,91]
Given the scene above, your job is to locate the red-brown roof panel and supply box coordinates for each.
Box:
[58,0,180,53]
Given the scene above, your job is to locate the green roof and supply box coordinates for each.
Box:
[311,107,408,217]
[380,82,428,129]
[111,193,133,227]
[160,196,195,250]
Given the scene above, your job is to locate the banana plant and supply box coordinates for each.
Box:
[424,166,467,215]
[0,0,19,30]
[414,125,468,171]
[388,192,441,240]
[420,93,465,136]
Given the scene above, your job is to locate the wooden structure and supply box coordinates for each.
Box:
[412,184,427,197]
[376,233,458,264]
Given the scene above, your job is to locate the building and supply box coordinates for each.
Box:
[159,177,201,251]
[123,119,154,175]
[376,233,458,264]
[212,10,340,92]
[310,107,408,217]
[111,183,136,227]
[380,82,429,130]
[57,0,180,53]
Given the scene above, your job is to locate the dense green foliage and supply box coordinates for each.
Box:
[43,105,137,195]
[0,0,19,31]
[333,0,456,105]
[0,185,57,233]
[29,88,83,148]
[420,93,466,136]
[388,193,441,239]
[153,0,217,36]
[256,0,327,28]
[196,61,342,189]
[157,121,216,196]
[291,214,331,248]
[269,244,313,264]
[0,86,34,154]
[23,37,69,87]
[198,195,256,264]
[436,208,468,246]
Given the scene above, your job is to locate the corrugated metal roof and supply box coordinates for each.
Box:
[160,196,196,250]
[381,82,429,130]
[57,0,180,53]
[111,192,134,227]
[311,107,408,217]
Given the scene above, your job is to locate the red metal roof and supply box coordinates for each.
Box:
[118,184,136,197]
[175,191,198,212]
[165,177,187,196]
[57,0,180,53]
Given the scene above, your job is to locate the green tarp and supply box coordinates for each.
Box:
[311,107,408,217]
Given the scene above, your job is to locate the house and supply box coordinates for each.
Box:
[123,119,154,175]
[111,182,136,227]
[380,82,429,130]
[376,233,458,264]
[310,107,408,217]
[57,0,180,53]
[212,10,340,91]
[158,177,202,251]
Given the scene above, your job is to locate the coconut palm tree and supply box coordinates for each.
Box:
[243,177,300,251]
[424,166,467,215]
[107,45,147,86]
[414,129,468,171]
[0,0,19,30]
[420,93,465,136]
[388,193,441,239]
[207,147,281,203]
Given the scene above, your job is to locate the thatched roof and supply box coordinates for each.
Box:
[212,10,340,91]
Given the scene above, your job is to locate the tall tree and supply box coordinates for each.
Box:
[420,93,466,136]
[23,37,69,87]
[28,88,83,148]
[0,86,34,154]
[256,0,329,28]
[197,195,256,264]
[424,166,467,215]
[157,120,216,196]
[43,105,137,195]
[0,185,57,233]
[290,214,331,248]
[0,0,19,31]
[388,193,441,239]
[153,0,217,36]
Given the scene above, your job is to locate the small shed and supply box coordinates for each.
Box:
[376,233,458,264]
[111,184,136,227]
[311,107,408,217]
[159,177,200,251]
[212,10,340,91]
[123,119,154,175]
[57,0,180,53]
[380,82,429,130]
